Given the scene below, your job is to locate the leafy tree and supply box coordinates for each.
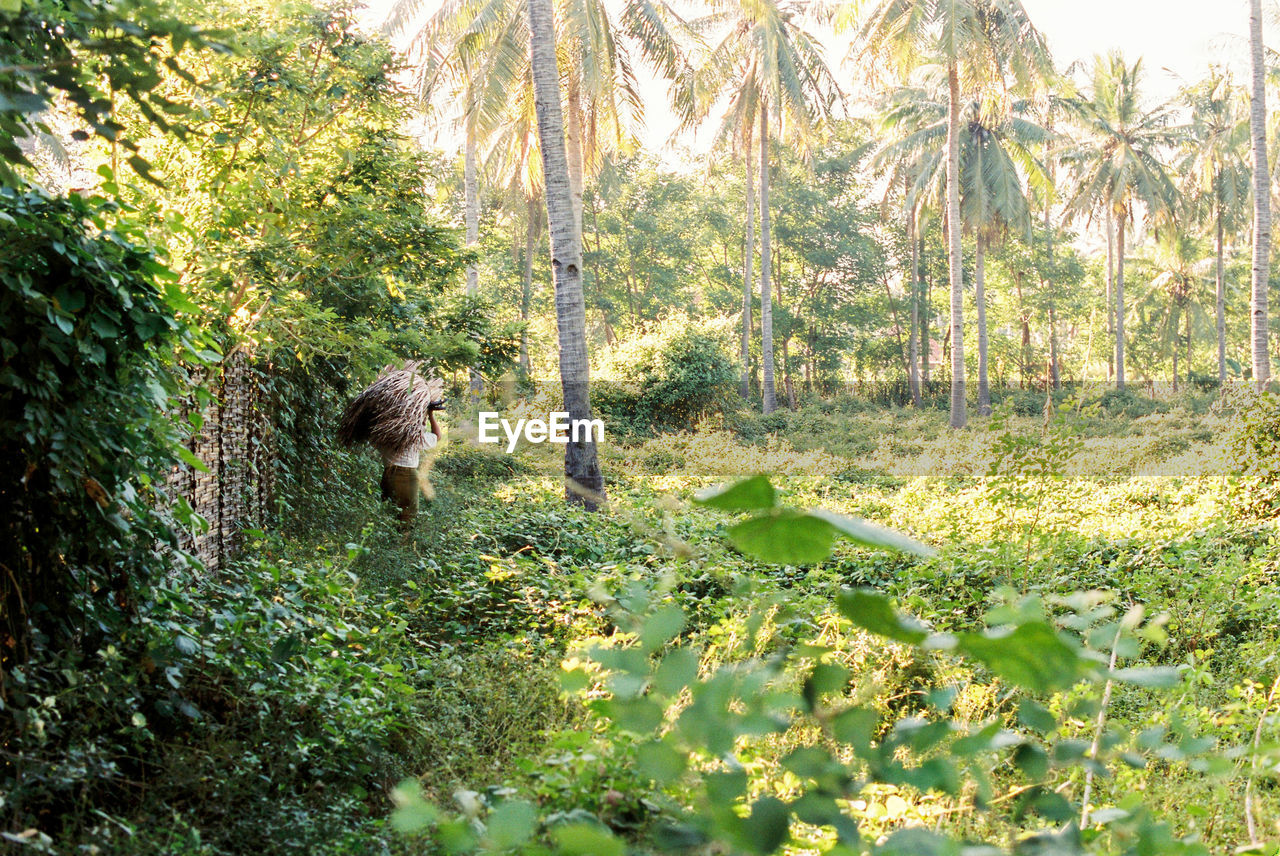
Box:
[0,185,196,700]
[879,87,1049,414]
[1062,52,1180,390]
[1249,0,1272,389]
[0,0,209,186]
[527,0,605,508]
[1180,68,1250,383]
[679,0,839,414]
[852,0,1053,427]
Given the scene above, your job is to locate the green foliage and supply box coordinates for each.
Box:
[0,0,209,185]
[0,185,196,675]
[595,322,738,434]
[1230,391,1280,516]
[393,475,1213,856]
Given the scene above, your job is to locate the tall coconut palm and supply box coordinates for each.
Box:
[878,86,1050,415]
[1180,68,1250,384]
[852,0,1054,428]
[1249,0,1271,390]
[1062,52,1179,390]
[1133,227,1211,389]
[676,0,839,414]
[389,0,692,242]
[527,0,604,509]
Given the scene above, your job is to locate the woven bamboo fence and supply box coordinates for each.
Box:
[165,349,275,571]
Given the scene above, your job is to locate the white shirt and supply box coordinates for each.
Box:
[382,430,437,468]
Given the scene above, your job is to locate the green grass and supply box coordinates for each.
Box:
[69,398,1280,854]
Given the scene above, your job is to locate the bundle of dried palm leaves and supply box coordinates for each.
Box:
[337,361,444,455]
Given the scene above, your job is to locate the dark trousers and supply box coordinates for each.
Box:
[380,465,419,522]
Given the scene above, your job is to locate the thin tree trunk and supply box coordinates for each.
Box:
[742,126,755,400]
[909,204,922,406]
[1187,308,1193,387]
[1217,207,1227,383]
[1045,161,1060,390]
[1116,214,1127,390]
[527,0,604,509]
[946,60,967,428]
[1106,211,1115,383]
[759,102,777,414]
[922,266,931,385]
[976,236,991,416]
[519,198,537,376]
[464,120,483,403]
[565,79,586,240]
[1251,0,1272,390]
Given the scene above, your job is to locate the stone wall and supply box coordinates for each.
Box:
[167,350,275,572]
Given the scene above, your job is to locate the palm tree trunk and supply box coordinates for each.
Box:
[976,236,991,416]
[759,102,777,414]
[1250,0,1272,390]
[909,204,922,406]
[519,198,537,376]
[946,60,967,428]
[1186,308,1193,386]
[565,79,586,240]
[922,265,930,385]
[1045,172,1060,390]
[1106,211,1114,383]
[1116,213,1127,390]
[464,120,483,403]
[1217,207,1227,384]
[527,0,604,509]
[742,127,755,399]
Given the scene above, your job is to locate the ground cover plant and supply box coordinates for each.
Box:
[6,0,1280,851]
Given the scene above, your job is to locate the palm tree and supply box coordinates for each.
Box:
[677,0,838,414]
[852,0,1053,428]
[1180,68,1250,384]
[389,0,691,242]
[1062,52,1179,390]
[1249,0,1271,390]
[527,0,604,509]
[1133,228,1210,389]
[879,86,1050,415]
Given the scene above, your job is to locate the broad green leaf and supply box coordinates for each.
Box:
[742,796,790,854]
[389,781,438,833]
[836,589,928,644]
[639,604,686,652]
[486,799,536,849]
[693,474,777,511]
[553,823,624,856]
[1017,698,1058,734]
[175,445,209,473]
[728,510,835,565]
[808,509,936,557]
[830,707,878,755]
[958,623,1083,693]
[652,647,699,696]
[635,738,687,784]
[803,662,851,710]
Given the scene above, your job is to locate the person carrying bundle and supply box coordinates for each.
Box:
[337,361,446,523]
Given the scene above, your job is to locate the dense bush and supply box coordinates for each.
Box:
[0,186,198,677]
[1230,390,1280,516]
[594,323,737,434]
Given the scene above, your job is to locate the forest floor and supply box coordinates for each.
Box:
[89,391,1280,855]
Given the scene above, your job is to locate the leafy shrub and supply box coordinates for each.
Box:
[594,323,738,434]
[0,186,199,729]
[1089,387,1168,418]
[1230,391,1280,516]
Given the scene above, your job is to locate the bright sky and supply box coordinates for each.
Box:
[360,0,1259,156]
